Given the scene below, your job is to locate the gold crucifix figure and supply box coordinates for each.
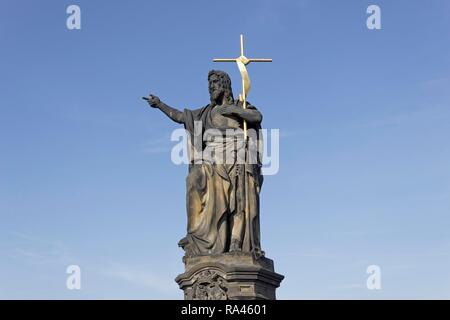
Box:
[213,34,272,139]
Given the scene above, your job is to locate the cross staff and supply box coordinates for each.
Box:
[213,34,272,139]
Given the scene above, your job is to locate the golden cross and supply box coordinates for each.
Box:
[213,34,272,139]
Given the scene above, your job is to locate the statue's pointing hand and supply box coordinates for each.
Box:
[142,94,160,108]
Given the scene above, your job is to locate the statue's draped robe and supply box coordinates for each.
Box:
[179,102,264,258]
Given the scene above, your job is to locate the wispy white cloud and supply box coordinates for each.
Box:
[8,231,74,266]
[140,136,177,154]
[4,232,178,298]
[247,0,312,30]
[329,283,365,290]
[101,264,176,294]
[279,129,298,139]
[419,77,450,92]
[356,105,450,130]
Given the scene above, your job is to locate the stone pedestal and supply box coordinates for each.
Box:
[175,252,284,300]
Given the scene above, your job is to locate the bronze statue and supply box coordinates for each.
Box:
[145,36,283,300]
[143,70,264,258]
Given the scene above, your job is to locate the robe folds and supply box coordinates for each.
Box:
[178,102,264,258]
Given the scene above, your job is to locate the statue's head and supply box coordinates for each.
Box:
[208,70,234,106]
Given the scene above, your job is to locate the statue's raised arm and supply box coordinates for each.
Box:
[142,94,185,124]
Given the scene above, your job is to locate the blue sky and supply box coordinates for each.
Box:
[1,0,450,299]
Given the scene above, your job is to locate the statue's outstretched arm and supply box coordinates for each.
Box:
[143,94,185,124]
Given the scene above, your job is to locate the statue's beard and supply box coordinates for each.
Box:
[209,89,224,106]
